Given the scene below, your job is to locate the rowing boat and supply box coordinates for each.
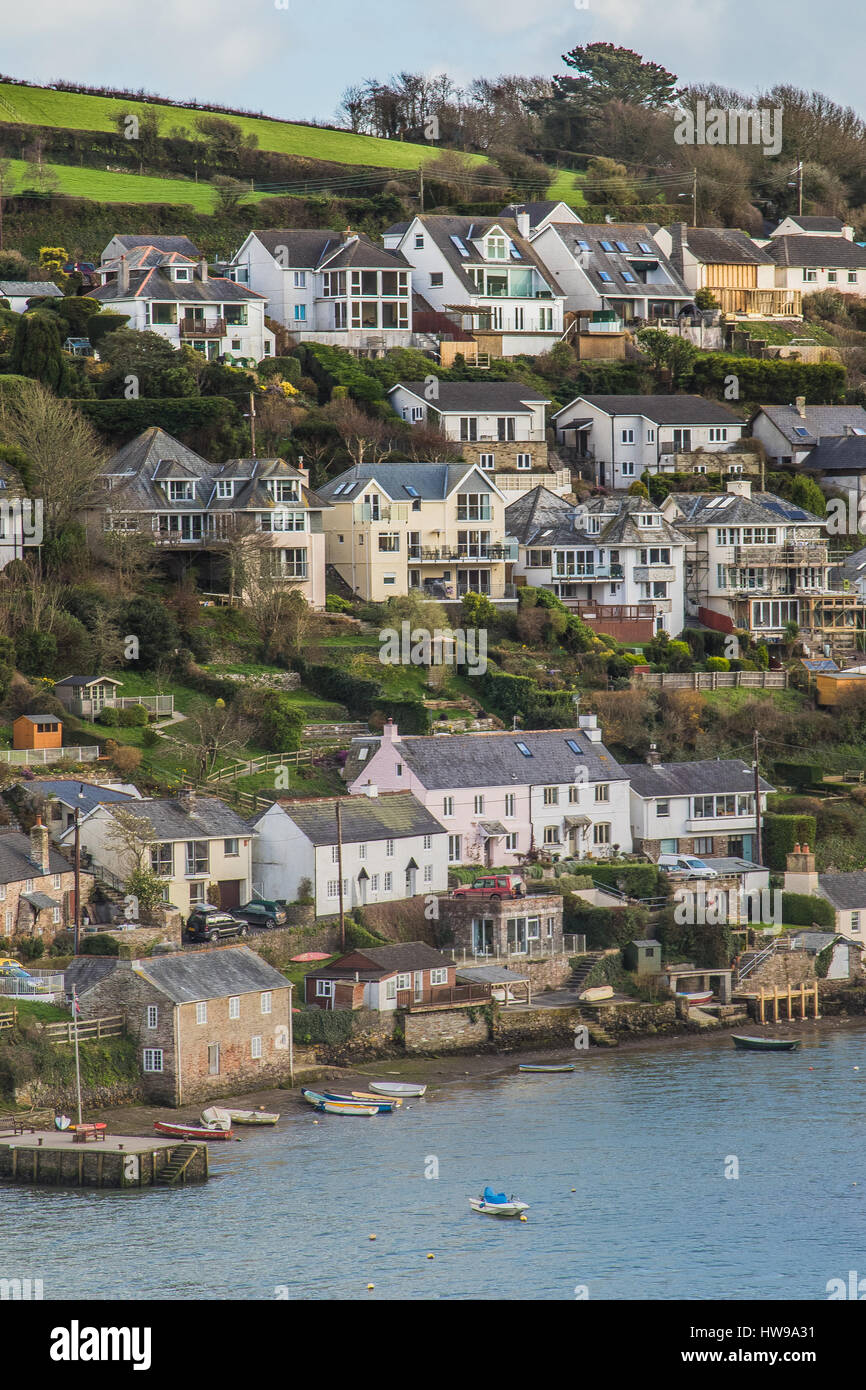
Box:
[218,1108,279,1125]
[351,1090,402,1107]
[579,985,614,1002]
[321,1091,397,1113]
[200,1106,233,1129]
[518,1063,575,1073]
[301,1087,380,1114]
[368,1081,427,1097]
[154,1120,235,1140]
[732,1035,802,1052]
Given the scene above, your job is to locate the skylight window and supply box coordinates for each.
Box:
[621,272,635,283]
[450,235,470,258]
[638,242,653,254]
[509,245,523,260]
[599,240,614,252]
[615,241,630,253]
[565,739,581,754]
[577,240,591,252]
[793,427,811,438]
[358,746,369,761]
[404,485,419,498]
[515,742,532,757]
[598,271,613,283]
[332,483,347,495]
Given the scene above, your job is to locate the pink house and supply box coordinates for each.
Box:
[345,720,633,867]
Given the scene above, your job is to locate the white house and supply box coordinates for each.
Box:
[250,791,448,916]
[764,228,866,297]
[92,246,275,362]
[652,224,798,318]
[506,487,688,637]
[769,216,854,239]
[785,844,866,946]
[500,201,583,235]
[750,400,866,467]
[226,228,413,351]
[346,720,633,865]
[553,394,745,488]
[622,756,773,864]
[0,280,64,313]
[382,214,565,357]
[529,221,693,323]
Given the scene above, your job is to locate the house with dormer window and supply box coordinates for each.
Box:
[528,221,693,324]
[382,215,565,357]
[93,239,275,362]
[227,228,413,352]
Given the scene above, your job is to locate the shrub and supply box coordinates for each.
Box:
[96,706,121,726]
[79,934,120,956]
[111,746,142,776]
[761,813,818,870]
[119,703,149,727]
[141,726,160,748]
[258,693,304,752]
[781,893,836,928]
[706,656,730,671]
[586,863,661,897]
[565,900,649,949]
[16,937,45,961]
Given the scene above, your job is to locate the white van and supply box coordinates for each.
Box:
[657,854,719,880]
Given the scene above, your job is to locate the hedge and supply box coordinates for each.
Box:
[295,659,430,733]
[475,668,574,726]
[564,899,649,949]
[780,893,836,928]
[292,1008,355,1046]
[76,395,241,443]
[761,813,818,870]
[688,353,846,404]
[773,762,823,791]
[584,863,661,898]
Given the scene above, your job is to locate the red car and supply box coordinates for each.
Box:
[452,874,526,901]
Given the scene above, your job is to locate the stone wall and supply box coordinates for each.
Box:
[436,893,564,957]
[739,949,816,992]
[492,1004,583,1049]
[576,999,679,1035]
[403,1008,490,1055]
[0,1141,207,1188]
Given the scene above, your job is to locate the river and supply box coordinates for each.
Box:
[7,1024,866,1301]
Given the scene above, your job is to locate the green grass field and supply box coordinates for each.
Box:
[4,157,266,211]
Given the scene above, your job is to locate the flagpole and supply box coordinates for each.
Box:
[72,986,83,1127]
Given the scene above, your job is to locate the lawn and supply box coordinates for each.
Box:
[735,320,839,348]
[2,998,71,1023]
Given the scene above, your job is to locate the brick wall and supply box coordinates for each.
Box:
[78,963,178,1105]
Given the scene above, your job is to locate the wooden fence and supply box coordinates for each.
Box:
[43,1015,124,1044]
[207,748,314,785]
[0,1009,14,1032]
[633,671,788,691]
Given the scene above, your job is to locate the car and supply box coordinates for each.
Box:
[233,899,288,930]
[423,578,453,599]
[184,906,248,944]
[452,873,527,901]
[657,854,719,881]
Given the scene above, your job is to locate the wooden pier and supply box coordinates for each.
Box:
[754,983,820,1024]
[0,1130,209,1188]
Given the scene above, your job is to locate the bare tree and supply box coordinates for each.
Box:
[187,703,252,780]
[0,380,107,536]
[322,398,394,467]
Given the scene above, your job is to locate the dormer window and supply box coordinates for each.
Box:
[168,480,193,502]
[173,268,191,281]
[217,480,234,499]
[487,236,507,261]
[268,480,299,503]
[638,513,660,528]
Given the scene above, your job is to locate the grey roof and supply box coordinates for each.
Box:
[260,792,445,846]
[25,779,138,816]
[703,857,768,875]
[64,956,118,996]
[0,831,73,885]
[546,222,691,301]
[137,945,289,1002]
[111,235,200,257]
[629,939,662,949]
[455,963,530,983]
[18,714,61,725]
[401,215,565,298]
[787,930,838,952]
[317,460,485,503]
[250,228,409,270]
[765,236,866,269]
[669,490,822,528]
[555,394,742,426]
[506,485,686,549]
[93,269,266,306]
[669,225,774,267]
[817,873,866,910]
[832,543,866,586]
[500,200,579,229]
[21,891,60,911]
[621,759,774,797]
[778,217,846,233]
[55,675,123,689]
[0,280,63,297]
[305,940,455,981]
[799,435,866,475]
[754,403,866,447]
[90,796,253,842]
[389,381,550,412]
[353,728,627,790]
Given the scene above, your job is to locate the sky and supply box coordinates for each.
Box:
[1,0,861,125]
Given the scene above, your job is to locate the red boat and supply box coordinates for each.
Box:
[153,1121,234,1141]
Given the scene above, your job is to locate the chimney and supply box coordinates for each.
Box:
[515,210,531,239]
[296,455,306,474]
[199,257,209,283]
[646,743,661,766]
[381,719,399,746]
[795,395,807,419]
[784,843,818,896]
[578,713,602,743]
[726,478,753,499]
[843,225,854,241]
[30,818,50,875]
[364,781,379,799]
[118,255,130,296]
[178,788,197,815]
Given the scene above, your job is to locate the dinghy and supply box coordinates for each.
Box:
[470,1186,529,1218]
[519,1063,575,1073]
[203,1107,279,1126]
[320,1091,397,1113]
[54,1115,71,1131]
[676,990,714,1006]
[579,985,614,1002]
[301,1087,380,1114]
[368,1081,427,1097]
[350,1090,402,1107]
[200,1106,233,1129]
[154,1120,235,1140]
[732,1035,802,1052]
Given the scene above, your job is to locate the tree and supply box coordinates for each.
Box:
[627,479,650,498]
[243,569,311,662]
[0,381,106,536]
[97,328,190,396]
[122,597,181,670]
[322,397,393,466]
[9,311,68,391]
[211,176,249,216]
[554,43,679,110]
[258,693,304,752]
[585,156,638,209]
[187,702,252,779]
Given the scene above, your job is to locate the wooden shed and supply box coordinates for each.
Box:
[623,938,663,976]
[13,714,63,751]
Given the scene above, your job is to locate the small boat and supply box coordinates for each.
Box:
[732,1035,802,1053]
[579,985,614,1002]
[204,1107,280,1126]
[321,1091,397,1113]
[677,990,714,1006]
[154,1120,235,1140]
[368,1081,427,1097]
[350,1091,402,1107]
[200,1106,233,1130]
[519,1063,576,1073]
[470,1186,529,1218]
[316,1099,378,1117]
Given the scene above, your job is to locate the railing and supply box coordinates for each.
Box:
[0,745,100,765]
[457,936,581,963]
[179,317,226,337]
[736,940,779,986]
[396,982,491,1010]
[43,1015,125,1044]
[732,545,828,565]
[633,670,788,690]
[0,973,65,999]
[88,861,127,893]
[207,747,314,785]
[113,696,174,715]
[352,503,409,523]
[0,1010,14,1031]
[412,544,514,562]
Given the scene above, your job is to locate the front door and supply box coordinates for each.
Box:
[218,879,241,910]
[208,1043,220,1076]
[414,971,424,1002]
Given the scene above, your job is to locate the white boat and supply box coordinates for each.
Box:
[203,1107,279,1126]
[579,985,614,1002]
[369,1081,427,1098]
[200,1106,233,1130]
[470,1188,530,1218]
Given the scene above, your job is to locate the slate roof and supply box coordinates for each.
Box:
[351,728,627,790]
[500,201,579,229]
[555,394,742,426]
[0,280,63,298]
[674,226,774,266]
[620,759,774,797]
[831,544,866,587]
[249,228,410,270]
[136,945,288,1002]
[765,236,866,269]
[18,714,61,725]
[817,873,866,909]
[506,486,686,549]
[21,891,60,911]
[110,235,200,258]
[389,381,550,412]
[799,435,866,474]
[304,940,455,981]
[0,832,73,884]
[26,779,139,816]
[86,796,254,842]
[317,461,490,503]
[754,404,866,446]
[260,792,446,846]
[775,217,846,234]
[64,956,118,996]
[92,270,266,305]
[544,222,691,301]
[401,215,565,298]
[668,490,822,528]
[55,675,123,689]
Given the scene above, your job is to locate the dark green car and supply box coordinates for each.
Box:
[233,898,288,930]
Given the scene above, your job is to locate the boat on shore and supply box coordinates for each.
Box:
[368,1081,427,1097]
[350,1090,402,1107]
[732,1035,802,1052]
[202,1106,279,1126]
[200,1106,233,1130]
[320,1091,398,1113]
[579,985,614,1002]
[677,991,714,1006]
[519,1063,575,1073]
[154,1120,235,1141]
[301,1087,380,1115]
[470,1187,529,1218]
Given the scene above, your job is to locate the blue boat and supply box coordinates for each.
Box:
[319,1091,398,1113]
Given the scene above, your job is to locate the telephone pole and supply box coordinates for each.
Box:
[753,729,762,865]
[336,800,345,952]
[798,157,803,217]
[419,168,424,213]
[692,168,697,228]
[248,391,257,458]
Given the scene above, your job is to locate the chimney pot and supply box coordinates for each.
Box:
[199,257,209,283]
[30,819,50,875]
[795,395,807,419]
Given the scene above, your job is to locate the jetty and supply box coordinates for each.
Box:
[0,1128,209,1188]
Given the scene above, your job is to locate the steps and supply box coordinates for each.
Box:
[156,1143,200,1185]
[568,951,607,994]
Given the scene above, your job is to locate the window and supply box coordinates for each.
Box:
[752,599,799,629]
[657,799,670,818]
[505,833,518,851]
[620,428,635,444]
[424,864,433,884]
[443,796,454,817]
[505,793,516,817]
[497,418,516,442]
[516,453,532,470]
[637,514,660,528]
[828,270,837,284]
[143,1049,163,1073]
[229,996,240,1019]
[487,235,507,260]
[849,272,858,284]
[185,841,208,876]
[316,980,334,998]
[0,885,5,901]
[146,1005,158,1029]
[293,270,306,287]
[448,835,461,863]
[415,234,425,249]
[479,453,495,470]
[24,879,33,894]
[694,838,713,856]
[371,874,380,892]
[251,1036,262,1060]
[4,911,11,931]
[327,880,340,899]
[569,786,581,804]
[52,907,61,925]
[195,1002,207,1025]
[384,872,393,892]
[593,823,611,846]
[385,839,394,857]
[217,480,234,499]
[594,784,610,803]
[293,304,307,322]
[168,480,193,502]
[527,917,541,940]
[378,533,400,552]
[515,741,532,757]
[359,843,367,861]
[598,271,613,283]
[543,825,560,845]
[208,1043,220,1076]
[803,269,817,282]
[708,428,728,442]
[543,787,559,806]
[851,912,861,932]
[430,272,444,287]
[423,835,432,850]
[224,838,239,857]
[474,795,485,814]
[430,967,448,986]
[261,992,272,1015]
[460,417,478,441]
[621,462,635,477]
[640,548,671,565]
[53,874,62,890]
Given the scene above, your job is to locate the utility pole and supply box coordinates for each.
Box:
[419,168,424,213]
[248,391,257,458]
[336,800,345,952]
[0,166,4,250]
[798,157,803,217]
[753,729,762,865]
[73,805,81,956]
[692,168,697,228]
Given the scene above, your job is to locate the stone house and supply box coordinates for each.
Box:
[437,891,564,959]
[0,821,87,941]
[66,946,292,1105]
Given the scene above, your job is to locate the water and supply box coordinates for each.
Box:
[6,1027,866,1300]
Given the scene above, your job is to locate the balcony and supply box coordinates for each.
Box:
[553,564,623,582]
[395,982,492,1012]
[409,544,514,563]
[732,544,828,565]
[179,317,226,338]
[352,503,409,523]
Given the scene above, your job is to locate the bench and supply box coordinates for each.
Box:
[71,1123,107,1144]
[0,1114,37,1135]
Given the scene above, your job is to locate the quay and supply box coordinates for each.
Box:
[0,1128,209,1188]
